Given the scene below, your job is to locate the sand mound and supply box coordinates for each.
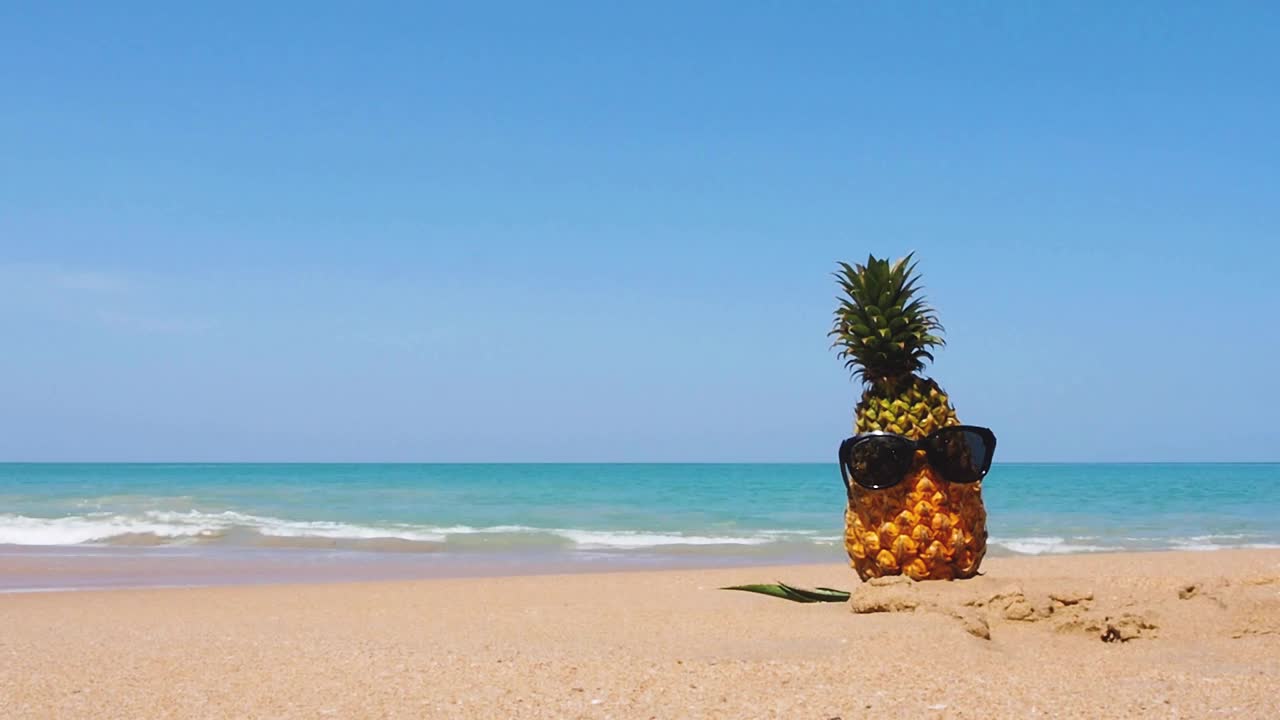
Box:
[849,571,1280,643]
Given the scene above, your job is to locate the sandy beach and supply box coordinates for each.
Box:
[3,549,1279,719]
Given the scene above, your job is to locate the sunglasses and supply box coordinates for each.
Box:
[838,425,997,491]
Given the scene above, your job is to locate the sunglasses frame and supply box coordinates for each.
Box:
[838,425,997,493]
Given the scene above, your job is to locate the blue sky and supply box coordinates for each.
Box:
[2,3,1278,461]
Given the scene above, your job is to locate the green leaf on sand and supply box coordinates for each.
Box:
[721,583,850,603]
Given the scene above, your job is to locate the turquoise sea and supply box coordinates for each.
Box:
[3,464,1278,564]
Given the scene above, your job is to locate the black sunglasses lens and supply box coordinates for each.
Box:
[927,429,992,483]
[846,437,914,490]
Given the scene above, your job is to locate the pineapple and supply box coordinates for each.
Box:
[831,253,986,580]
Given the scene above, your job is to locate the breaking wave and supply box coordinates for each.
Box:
[990,534,1280,555]
[2,512,1276,557]
[989,536,1124,555]
[0,511,829,551]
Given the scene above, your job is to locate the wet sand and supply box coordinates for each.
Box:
[2,550,1279,718]
[0,545,830,593]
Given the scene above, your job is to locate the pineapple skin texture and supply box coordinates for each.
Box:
[843,377,988,581]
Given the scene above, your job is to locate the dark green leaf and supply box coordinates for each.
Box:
[721,583,850,603]
[777,583,851,602]
[722,584,816,602]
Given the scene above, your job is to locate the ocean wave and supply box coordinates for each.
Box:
[5,513,1277,556]
[555,529,772,549]
[989,536,1125,555]
[146,510,449,542]
[1168,534,1280,552]
[991,534,1280,555]
[0,512,826,550]
[0,513,220,545]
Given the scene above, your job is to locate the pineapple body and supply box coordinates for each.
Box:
[843,377,987,580]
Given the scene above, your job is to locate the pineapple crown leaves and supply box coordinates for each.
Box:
[829,252,946,385]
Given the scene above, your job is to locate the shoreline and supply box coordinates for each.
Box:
[3,543,1279,594]
[4,549,1279,718]
[5,543,1280,594]
[0,543,836,594]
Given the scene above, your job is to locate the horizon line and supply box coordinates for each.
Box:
[2,460,1278,466]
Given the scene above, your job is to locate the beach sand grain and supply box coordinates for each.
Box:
[2,550,1278,718]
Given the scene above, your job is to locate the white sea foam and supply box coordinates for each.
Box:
[0,512,809,549]
[553,529,774,549]
[1169,534,1280,552]
[143,510,450,542]
[991,534,1280,555]
[0,511,448,546]
[6,512,1273,555]
[990,536,1123,555]
[0,513,220,545]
